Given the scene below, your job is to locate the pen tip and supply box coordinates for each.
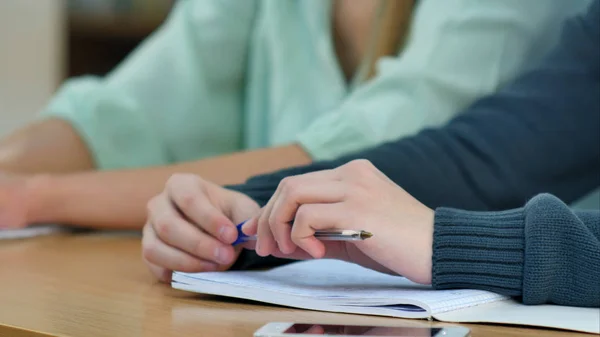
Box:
[362,231,373,239]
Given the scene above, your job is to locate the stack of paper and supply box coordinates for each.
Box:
[173,259,599,334]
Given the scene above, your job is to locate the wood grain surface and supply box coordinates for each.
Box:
[0,234,590,337]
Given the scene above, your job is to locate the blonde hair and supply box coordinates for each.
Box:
[366,0,415,79]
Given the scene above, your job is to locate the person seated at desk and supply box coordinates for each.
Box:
[0,0,591,230]
[142,1,600,307]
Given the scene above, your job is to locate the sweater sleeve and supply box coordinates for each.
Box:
[433,194,600,307]
[228,1,600,273]
[229,0,600,212]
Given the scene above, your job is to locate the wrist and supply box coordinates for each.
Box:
[24,174,66,224]
[417,208,435,284]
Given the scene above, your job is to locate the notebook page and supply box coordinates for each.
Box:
[434,299,600,334]
[0,225,65,240]
[174,259,506,314]
[173,278,432,319]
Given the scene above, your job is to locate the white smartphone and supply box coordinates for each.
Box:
[254,322,470,337]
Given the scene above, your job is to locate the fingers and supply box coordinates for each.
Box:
[145,261,173,283]
[166,174,237,244]
[290,203,350,258]
[148,193,237,265]
[255,191,279,257]
[142,223,219,275]
[269,180,346,253]
[243,170,340,237]
[142,173,261,282]
[248,171,348,258]
[253,201,350,259]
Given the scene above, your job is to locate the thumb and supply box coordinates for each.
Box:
[241,217,259,236]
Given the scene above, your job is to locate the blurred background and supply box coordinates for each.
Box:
[0,0,174,136]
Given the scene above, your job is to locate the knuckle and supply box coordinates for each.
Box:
[267,211,278,229]
[346,159,375,174]
[257,212,267,228]
[290,229,304,245]
[141,242,157,263]
[146,195,161,214]
[294,206,311,225]
[166,173,186,186]
[279,176,299,194]
[167,173,203,192]
[267,210,283,229]
[193,240,207,258]
[177,191,198,213]
[205,212,222,229]
[154,216,172,239]
[279,178,303,205]
[268,210,291,233]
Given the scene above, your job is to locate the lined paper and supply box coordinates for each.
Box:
[173,259,506,318]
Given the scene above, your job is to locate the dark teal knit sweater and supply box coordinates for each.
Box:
[228,1,600,307]
[434,194,599,307]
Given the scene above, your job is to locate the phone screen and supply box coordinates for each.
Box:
[283,324,443,336]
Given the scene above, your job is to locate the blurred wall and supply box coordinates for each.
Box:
[0,0,66,136]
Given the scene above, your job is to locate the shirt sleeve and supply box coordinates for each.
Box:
[297,0,592,160]
[40,0,257,169]
[229,0,600,212]
[433,194,600,307]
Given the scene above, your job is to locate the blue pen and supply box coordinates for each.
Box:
[232,221,373,246]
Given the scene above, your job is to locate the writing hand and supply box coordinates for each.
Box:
[243,160,435,284]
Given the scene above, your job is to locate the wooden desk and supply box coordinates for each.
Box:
[0,234,588,337]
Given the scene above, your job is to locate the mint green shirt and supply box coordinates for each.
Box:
[41,0,591,169]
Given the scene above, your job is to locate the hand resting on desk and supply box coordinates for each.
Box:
[142,173,260,282]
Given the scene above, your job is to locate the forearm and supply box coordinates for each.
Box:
[26,144,311,229]
[230,3,600,211]
[433,194,600,307]
[172,144,311,186]
[0,119,95,174]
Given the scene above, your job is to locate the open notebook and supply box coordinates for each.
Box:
[173,259,599,334]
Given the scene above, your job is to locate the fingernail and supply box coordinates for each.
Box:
[241,220,251,234]
[214,247,229,264]
[219,226,237,243]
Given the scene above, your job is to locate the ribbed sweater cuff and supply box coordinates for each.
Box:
[432,207,526,297]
